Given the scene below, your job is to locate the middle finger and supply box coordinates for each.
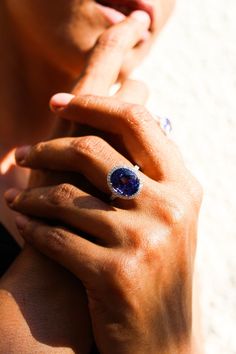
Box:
[5,184,122,246]
[54,95,182,180]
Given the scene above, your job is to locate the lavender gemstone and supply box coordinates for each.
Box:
[160,117,172,135]
[109,167,140,197]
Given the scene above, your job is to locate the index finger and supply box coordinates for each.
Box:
[72,10,150,96]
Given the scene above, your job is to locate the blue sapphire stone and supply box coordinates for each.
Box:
[109,167,140,198]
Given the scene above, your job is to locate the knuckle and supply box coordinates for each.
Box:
[98,30,123,51]
[123,104,151,130]
[23,222,68,260]
[119,220,157,258]
[44,227,68,257]
[47,183,76,206]
[126,226,159,261]
[122,223,144,249]
[24,220,40,240]
[75,94,95,109]
[161,178,202,231]
[171,205,187,226]
[165,196,189,227]
[13,189,32,208]
[32,142,46,155]
[182,172,204,207]
[71,135,105,157]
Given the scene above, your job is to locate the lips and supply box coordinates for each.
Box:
[95,0,154,29]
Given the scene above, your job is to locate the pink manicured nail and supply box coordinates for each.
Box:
[130,10,151,27]
[50,93,75,112]
[15,145,31,164]
[4,188,20,204]
[15,215,29,232]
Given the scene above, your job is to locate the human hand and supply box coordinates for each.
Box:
[28,9,150,190]
[5,95,203,354]
[1,12,150,353]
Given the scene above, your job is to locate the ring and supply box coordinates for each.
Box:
[154,115,172,136]
[107,165,143,200]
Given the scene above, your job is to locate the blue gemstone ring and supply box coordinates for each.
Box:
[107,165,143,200]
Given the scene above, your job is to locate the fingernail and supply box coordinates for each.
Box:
[15,215,29,233]
[50,93,75,112]
[4,188,20,204]
[15,145,31,164]
[130,10,151,27]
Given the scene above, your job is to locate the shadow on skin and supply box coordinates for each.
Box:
[0,246,193,352]
[0,246,93,353]
[1,258,192,352]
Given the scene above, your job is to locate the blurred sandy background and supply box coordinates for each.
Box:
[134,0,236,353]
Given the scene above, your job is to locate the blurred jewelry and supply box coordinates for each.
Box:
[153,114,172,136]
[157,116,172,136]
[107,165,142,200]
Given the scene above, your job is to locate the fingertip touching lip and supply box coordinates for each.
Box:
[95,0,154,30]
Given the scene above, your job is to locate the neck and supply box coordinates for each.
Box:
[0,3,78,151]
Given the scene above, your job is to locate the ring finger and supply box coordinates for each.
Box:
[15,136,151,202]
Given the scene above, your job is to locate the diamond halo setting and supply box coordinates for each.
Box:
[107,165,142,200]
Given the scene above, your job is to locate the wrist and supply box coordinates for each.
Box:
[97,326,193,354]
[98,303,193,354]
